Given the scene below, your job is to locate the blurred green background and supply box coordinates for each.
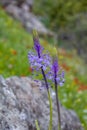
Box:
[34,0,87,62]
[0,0,87,129]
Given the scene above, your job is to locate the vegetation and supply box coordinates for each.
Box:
[0,7,33,77]
[0,8,87,130]
[34,0,87,30]
[34,0,87,63]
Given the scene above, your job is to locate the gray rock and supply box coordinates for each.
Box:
[5,4,53,36]
[0,0,15,6]
[25,0,34,6]
[16,0,34,7]
[0,76,83,130]
[0,0,33,7]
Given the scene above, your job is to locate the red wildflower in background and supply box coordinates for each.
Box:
[78,84,87,91]
[10,49,17,55]
[61,63,70,71]
[74,77,80,85]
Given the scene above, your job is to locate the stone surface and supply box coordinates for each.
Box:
[0,0,13,6]
[0,0,33,7]
[5,4,53,36]
[0,0,53,36]
[0,75,83,130]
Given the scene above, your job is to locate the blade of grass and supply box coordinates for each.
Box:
[48,90,53,130]
[35,120,40,130]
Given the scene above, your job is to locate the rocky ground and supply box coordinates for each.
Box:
[0,76,84,130]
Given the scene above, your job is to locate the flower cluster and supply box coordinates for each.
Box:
[28,35,52,72]
[28,34,65,87]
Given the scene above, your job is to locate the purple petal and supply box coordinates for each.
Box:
[52,57,59,74]
[33,37,43,57]
[59,82,64,86]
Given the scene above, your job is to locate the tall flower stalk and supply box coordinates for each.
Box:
[28,30,53,130]
[47,55,65,130]
[52,57,62,130]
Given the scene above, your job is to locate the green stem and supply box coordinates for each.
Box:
[48,90,53,130]
[55,86,61,130]
[35,120,40,130]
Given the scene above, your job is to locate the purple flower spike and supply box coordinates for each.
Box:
[52,57,59,77]
[33,34,43,58]
[28,32,52,73]
[47,57,65,87]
